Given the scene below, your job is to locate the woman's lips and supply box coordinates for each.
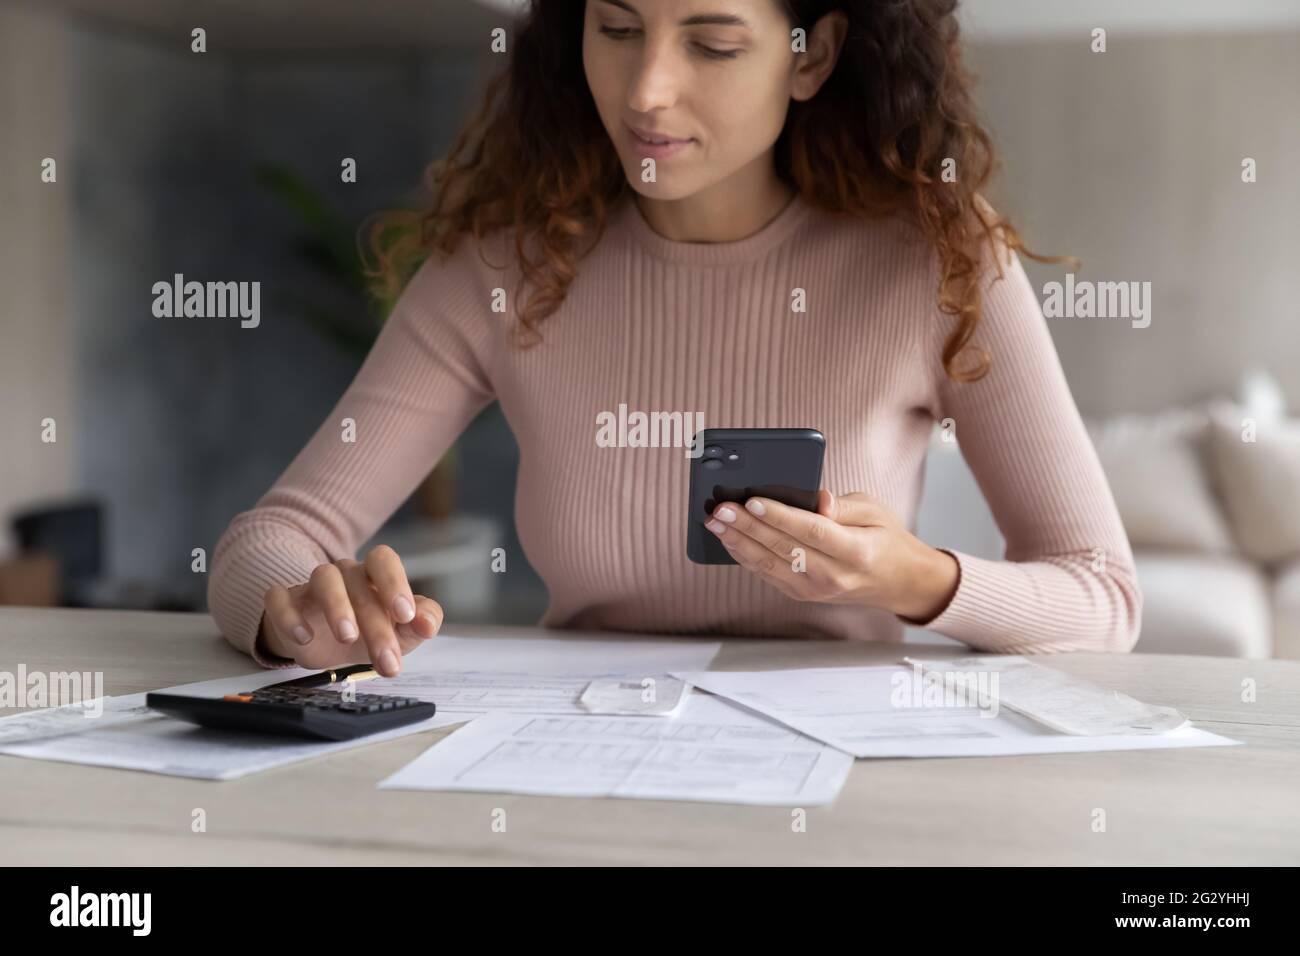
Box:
[625,123,696,160]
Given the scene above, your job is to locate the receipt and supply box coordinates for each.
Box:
[902,656,1188,736]
[578,676,690,716]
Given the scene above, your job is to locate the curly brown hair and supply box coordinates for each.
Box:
[362,0,1066,382]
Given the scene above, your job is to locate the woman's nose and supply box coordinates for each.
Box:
[626,40,684,114]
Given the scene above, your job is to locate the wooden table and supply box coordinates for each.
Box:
[2,606,1298,865]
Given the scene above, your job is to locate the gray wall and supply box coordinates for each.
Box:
[0,6,75,558]
[967,30,1300,417]
[68,23,535,606]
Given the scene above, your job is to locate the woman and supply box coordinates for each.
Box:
[209,0,1142,674]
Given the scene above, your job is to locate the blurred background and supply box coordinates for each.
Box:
[1,0,1297,657]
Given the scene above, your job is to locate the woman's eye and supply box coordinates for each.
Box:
[598,24,741,60]
[695,44,741,60]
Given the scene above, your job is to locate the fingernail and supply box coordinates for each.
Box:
[338,619,359,642]
[292,625,312,645]
[379,648,400,676]
[705,519,727,535]
[393,595,415,623]
[419,612,438,634]
[716,506,737,523]
[745,499,766,516]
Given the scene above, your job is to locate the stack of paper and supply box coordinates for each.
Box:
[164,634,719,718]
[372,654,1236,806]
[0,636,1239,807]
[0,633,727,783]
[670,662,1238,759]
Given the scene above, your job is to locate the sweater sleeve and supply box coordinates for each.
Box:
[207,248,496,666]
[919,237,1143,654]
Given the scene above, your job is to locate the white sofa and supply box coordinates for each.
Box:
[914,398,1300,659]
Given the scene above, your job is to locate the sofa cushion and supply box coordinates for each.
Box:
[1272,562,1300,661]
[1133,551,1271,658]
[1088,410,1234,554]
[1208,410,1300,564]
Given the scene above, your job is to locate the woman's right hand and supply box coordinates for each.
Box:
[257,545,442,676]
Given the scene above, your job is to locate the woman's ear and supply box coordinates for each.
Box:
[791,11,849,102]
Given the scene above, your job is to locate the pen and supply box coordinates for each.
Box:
[266,664,379,690]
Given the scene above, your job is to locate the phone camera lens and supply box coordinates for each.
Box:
[703,459,723,471]
[703,445,724,459]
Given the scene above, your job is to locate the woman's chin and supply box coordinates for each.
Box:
[623,176,696,202]
[617,150,721,203]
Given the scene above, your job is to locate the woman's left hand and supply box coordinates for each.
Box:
[705,490,960,622]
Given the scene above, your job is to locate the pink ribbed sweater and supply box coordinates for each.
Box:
[209,192,1142,667]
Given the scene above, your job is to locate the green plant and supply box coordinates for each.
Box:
[253,161,399,354]
[254,161,497,509]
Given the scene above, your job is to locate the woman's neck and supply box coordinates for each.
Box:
[632,158,795,244]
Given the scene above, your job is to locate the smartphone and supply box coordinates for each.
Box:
[686,428,826,565]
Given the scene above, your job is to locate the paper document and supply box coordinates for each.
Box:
[673,667,1239,759]
[0,695,154,744]
[379,692,853,806]
[0,693,471,780]
[164,633,721,717]
[902,655,1188,735]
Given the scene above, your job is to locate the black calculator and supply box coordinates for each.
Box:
[146,686,437,741]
